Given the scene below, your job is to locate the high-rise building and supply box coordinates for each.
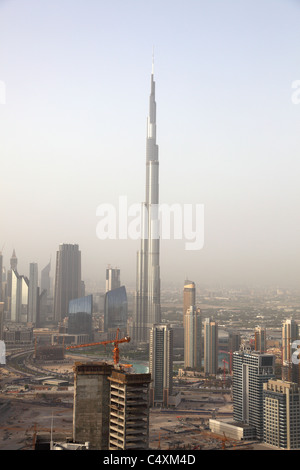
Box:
[10,269,18,322]
[228,331,241,353]
[254,326,267,353]
[203,318,218,375]
[73,362,113,450]
[134,59,161,343]
[68,294,93,338]
[10,270,29,323]
[282,318,298,363]
[263,379,300,449]
[108,369,151,450]
[105,267,120,293]
[183,280,196,319]
[232,348,276,440]
[104,286,128,335]
[149,323,173,406]
[184,306,202,370]
[41,261,51,296]
[10,249,17,271]
[19,275,29,322]
[0,302,4,340]
[28,262,38,324]
[54,244,81,323]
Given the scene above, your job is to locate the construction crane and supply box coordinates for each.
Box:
[65,328,130,365]
[222,358,229,385]
[219,350,233,374]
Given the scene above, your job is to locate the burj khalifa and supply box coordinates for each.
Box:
[134,59,161,343]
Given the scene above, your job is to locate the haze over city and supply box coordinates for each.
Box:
[1,0,299,290]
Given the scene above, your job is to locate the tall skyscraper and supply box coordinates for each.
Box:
[282,318,298,363]
[232,348,275,440]
[104,286,128,335]
[254,326,267,353]
[10,270,29,323]
[10,269,18,322]
[204,317,218,375]
[28,262,38,324]
[10,249,17,271]
[134,59,161,343]
[149,323,173,406]
[105,266,120,293]
[41,261,51,296]
[54,244,81,323]
[183,280,196,319]
[184,306,202,370]
[68,294,93,338]
[0,302,4,340]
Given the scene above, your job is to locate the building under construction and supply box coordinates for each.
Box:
[108,369,151,450]
[73,362,114,450]
[72,361,151,450]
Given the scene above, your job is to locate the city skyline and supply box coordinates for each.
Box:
[0,0,300,290]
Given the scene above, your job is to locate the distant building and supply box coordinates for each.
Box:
[0,302,4,340]
[184,306,202,370]
[282,318,298,363]
[28,262,38,324]
[41,261,51,296]
[254,326,267,353]
[10,270,29,323]
[228,331,241,354]
[105,267,120,292]
[104,286,127,334]
[10,249,17,271]
[54,244,81,323]
[183,280,196,319]
[68,294,93,338]
[263,379,300,449]
[149,323,173,406]
[204,318,218,375]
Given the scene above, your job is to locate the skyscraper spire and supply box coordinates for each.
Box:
[134,58,161,343]
[152,46,154,75]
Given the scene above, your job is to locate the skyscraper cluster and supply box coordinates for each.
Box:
[0,249,51,327]
[2,60,300,453]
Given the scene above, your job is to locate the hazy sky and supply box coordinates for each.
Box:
[0,0,300,290]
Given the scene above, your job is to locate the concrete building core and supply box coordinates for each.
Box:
[73,362,113,450]
[108,370,151,450]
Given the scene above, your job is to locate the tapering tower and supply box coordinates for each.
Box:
[134,58,161,343]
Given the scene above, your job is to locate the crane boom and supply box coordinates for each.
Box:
[65,328,130,365]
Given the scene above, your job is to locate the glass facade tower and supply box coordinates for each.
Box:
[68,294,93,338]
[104,286,128,333]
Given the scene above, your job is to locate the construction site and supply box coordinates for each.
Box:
[0,329,268,451]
